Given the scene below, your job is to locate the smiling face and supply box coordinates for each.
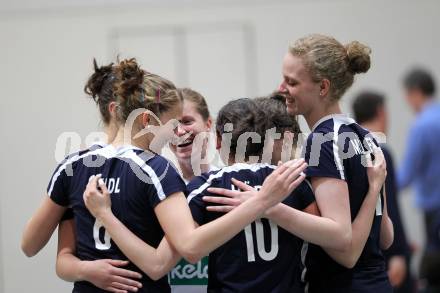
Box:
[279,53,322,117]
[170,99,212,161]
[139,100,184,154]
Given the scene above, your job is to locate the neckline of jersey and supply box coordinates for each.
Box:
[311,113,355,132]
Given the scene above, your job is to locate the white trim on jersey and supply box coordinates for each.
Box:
[311,114,357,180]
[47,145,116,196]
[48,145,162,200]
[332,120,345,180]
[187,163,275,203]
[311,113,355,132]
[53,142,107,174]
[119,150,167,201]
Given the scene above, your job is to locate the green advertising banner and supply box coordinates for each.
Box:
[169,256,208,286]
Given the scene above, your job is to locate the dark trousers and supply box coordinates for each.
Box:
[420,210,440,287]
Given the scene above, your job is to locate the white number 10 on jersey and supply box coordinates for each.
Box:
[244,219,279,262]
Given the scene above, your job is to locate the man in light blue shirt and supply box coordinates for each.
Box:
[398,68,440,292]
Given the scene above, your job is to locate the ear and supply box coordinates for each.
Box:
[108,102,117,117]
[141,111,150,128]
[216,130,222,150]
[319,79,331,97]
[206,117,213,131]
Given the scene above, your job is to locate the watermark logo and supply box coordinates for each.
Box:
[53,112,387,184]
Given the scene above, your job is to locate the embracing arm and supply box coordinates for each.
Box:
[87,160,307,265]
[321,184,381,268]
[266,177,352,251]
[95,209,181,280]
[56,218,82,282]
[325,149,390,267]
[155,160,307,263]
[207,179,377,268]
[56,219,144,292]
[90,185,266,267]
[203,177,352,251]
[155,192,266,263]
[271,148,388,268]
[326,186,392,268]
[84,176,182,280]
[272,148,388,268]
[205,149,387,268]
[21,196,66,257]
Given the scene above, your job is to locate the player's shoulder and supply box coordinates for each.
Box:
[306,116,338,146]
[54,142,109,172]
[186,163,274,200]
[119,147,181,179]
[187,168,223,191]
[339,119,370,135]
[311,114,358,134]
[115,146,163,169]
[62,141,106,161]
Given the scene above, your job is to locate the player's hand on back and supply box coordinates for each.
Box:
[81,259,143,293]
[83,174,112,219]
[258,159,307,207]
[204,178,256,213]
[205,159,307,212]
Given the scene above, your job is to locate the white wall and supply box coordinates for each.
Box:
[1,0,439,291]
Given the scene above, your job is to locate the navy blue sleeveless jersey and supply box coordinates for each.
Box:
[47,144,187,292]
[187,163,315,293]
[302,114,391,293]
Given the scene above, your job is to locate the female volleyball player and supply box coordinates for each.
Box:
[185,97,318,292]
[280,35,393,293]
[56,60,182,293]
[21,58,178,292]
[165,88,214,293]
[22,59,146,292]
[56,60,148,293]
[206,34,393,293]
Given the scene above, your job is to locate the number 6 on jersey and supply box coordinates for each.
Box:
[93,219,111,250]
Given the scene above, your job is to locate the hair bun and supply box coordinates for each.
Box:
[84,58,114,100]
[345,41,371,74]
[115,58,145,101]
